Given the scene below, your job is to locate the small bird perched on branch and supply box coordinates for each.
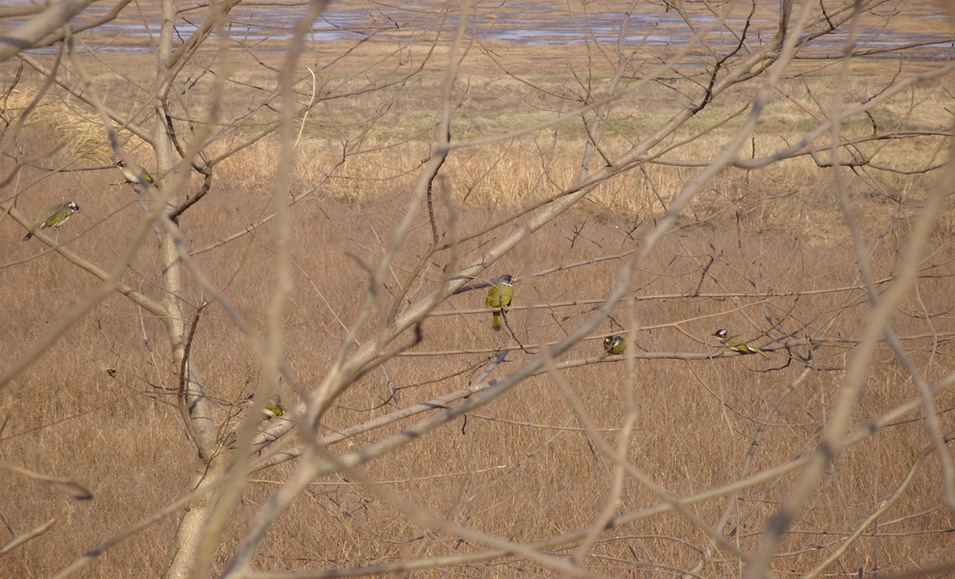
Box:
[117,159,155,187]
[485,274,514,331]
[713,329,768,359]
[263,396,285,418]
[23,201,80,240]
[603,335,627,355]
[247,394,285,418]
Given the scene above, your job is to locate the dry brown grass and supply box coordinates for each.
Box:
[3,137,955,575]
[2,2,955,576]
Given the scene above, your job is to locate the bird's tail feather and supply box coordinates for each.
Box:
[492,310,502,331]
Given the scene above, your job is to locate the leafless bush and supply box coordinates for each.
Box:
[1,1,954,577]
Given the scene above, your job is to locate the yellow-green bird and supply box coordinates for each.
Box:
[263,396,285,418]
[603,335,627,355]
[713,329,768,359]
[117,160,154,187]
[486,274,514,331]
[23,201,80,240]
[248,394,285,418]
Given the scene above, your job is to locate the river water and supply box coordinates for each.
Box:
[3,1,953,60]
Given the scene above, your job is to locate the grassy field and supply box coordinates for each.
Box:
[2,1,955,576]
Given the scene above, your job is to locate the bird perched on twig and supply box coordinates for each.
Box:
[117,160,155,187]
[23,201,80,240]
[247,394,285,418]
[603,335,627,355]
[713,329,768,359]
[485,274,514,331]
[263,396,285,418]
